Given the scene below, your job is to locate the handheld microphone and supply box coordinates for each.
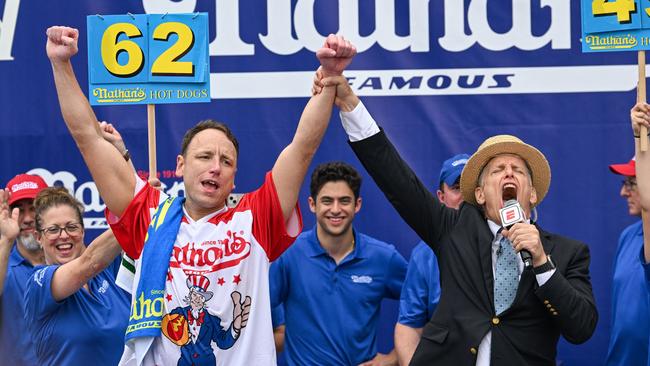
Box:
[499,199,533,269]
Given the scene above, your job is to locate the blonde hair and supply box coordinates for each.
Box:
[34,187,84,232]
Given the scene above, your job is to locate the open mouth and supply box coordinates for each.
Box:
[55,243,74,256]
[201,179,219,191]
[502,183,517,202]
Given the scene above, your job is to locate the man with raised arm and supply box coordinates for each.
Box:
[46,25,355,366]
[313,76,597,365]
[395,154,468,366]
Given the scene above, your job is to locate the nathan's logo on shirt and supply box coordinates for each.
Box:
[351,275,373,284]
[33,268,47,287]
[98,280,109,294]
[169,230,252,274]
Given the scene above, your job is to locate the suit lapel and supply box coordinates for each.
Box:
[477,221,495,307]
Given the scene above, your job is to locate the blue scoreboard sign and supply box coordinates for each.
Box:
[581,0,650,52]
[86,13,209,105]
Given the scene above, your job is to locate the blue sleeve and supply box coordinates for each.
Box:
[271,304,285,328]
[269,255,289,308]
[398,248,430,327]
[384,247,407,300]
[24,265,62,324]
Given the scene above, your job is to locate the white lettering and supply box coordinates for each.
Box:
[142,0,196,13]
[262,0,430,54]
[29,168,78,193]
[259,0,302,55]
[0,0,20,61]
[439,0,570,52]
[75,181,106,213]
[140,0,571,56]
[210,0,255,55]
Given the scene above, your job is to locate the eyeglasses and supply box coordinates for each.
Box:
[41,223,83,240]
[622,179,638,191]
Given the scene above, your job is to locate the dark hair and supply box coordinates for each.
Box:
[34,187,85,232]
[180,120,239,157]
[310,162,362,199]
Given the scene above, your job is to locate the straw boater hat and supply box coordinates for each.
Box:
[459,135,551,207]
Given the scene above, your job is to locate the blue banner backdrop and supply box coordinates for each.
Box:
[0,1,642,364]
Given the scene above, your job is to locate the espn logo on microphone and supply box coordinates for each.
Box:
[500,204,524,228]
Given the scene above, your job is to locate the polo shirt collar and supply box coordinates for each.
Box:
[9,245,30,268]
[305,225,367,260]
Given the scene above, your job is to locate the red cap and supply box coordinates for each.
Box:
[609,158,636,177]
[5,174,48,206]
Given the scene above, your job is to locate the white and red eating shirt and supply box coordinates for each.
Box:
[108,172,301,366]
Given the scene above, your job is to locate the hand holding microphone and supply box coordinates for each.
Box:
[499,199,537,269]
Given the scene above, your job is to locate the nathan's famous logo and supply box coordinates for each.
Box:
[584,34,637,50]
[93,87,147,103]
[170,230,251,274]
[129,290,165,322]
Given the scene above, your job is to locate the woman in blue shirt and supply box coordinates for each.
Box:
[21,187,130,365]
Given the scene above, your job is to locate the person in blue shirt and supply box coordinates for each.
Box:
[628,102,650,366]
[394,153,468,366]
[20,187,130,365]
[272,304,285,352]
[0,173,47,366]
[270,161,407,365]
[605,154,650,366]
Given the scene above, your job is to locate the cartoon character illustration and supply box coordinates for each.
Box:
[161,274,251,366]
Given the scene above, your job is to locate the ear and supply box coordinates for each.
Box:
[436,190,444,203]
[529,186,538,207]
[308,196,316,213]
[475,186,485,205]
[354,197,362,214]
[175,155,184,177]
[35,231,44,244]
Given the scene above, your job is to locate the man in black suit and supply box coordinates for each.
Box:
[312,75,597,366]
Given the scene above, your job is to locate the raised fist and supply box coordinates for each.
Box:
[46,26,79,62]
[316,34,357,77]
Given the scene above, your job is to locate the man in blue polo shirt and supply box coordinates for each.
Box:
[0,173,47,365]
[394,153,468,366]
[605,157,650,366]
[270,161,407,365]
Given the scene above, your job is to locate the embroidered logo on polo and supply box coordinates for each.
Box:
[169,230,251,275]
[98,280,109,294]
[351,275,373,284]
[33,268,47,287]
